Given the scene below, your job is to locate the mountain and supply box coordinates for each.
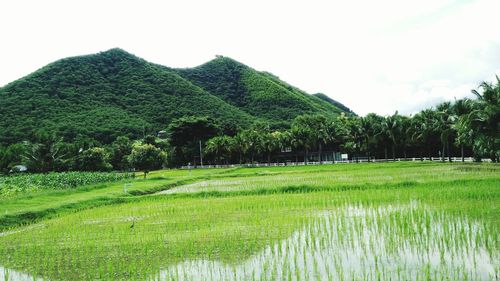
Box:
[0,49,254,144]
[173,56,348,125]
[0,49,351,145]
[313,93,355,115]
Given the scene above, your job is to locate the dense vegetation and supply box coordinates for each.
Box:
[0,163,498,280]
[173,57,350,125]
[1,77,498,173]
[0,49,349,146]
[0,171,133,198]
[0,49,498,173]
[313,92,355,115]
[202,78,499,164]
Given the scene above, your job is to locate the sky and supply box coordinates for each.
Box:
[0,0,499,116]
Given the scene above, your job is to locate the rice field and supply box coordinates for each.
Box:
[0,172,134,198]
[0,162,498,280]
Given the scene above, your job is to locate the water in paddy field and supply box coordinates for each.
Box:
[158,203,499,281]
[0,266,42,281]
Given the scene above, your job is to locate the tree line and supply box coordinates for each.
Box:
[202,79,499,164]
[0,78,498,175]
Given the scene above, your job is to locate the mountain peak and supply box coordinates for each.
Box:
[203,55,246,68]
[95,48,142,61]
[0,49,353,145]
[100,48,132,56]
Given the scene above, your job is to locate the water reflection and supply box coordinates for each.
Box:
[0,266,42,281]
[159,203,497,281]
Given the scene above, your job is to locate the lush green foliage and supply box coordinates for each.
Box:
[74,147,112,172]
[313,92,355,115]
[166,116,220,166]
[0,49,497,173]
[128,144,167,178]
[201,79,499,165]
[0,171,133,198]
[0,49,256,145]
[0,163,498,280]
[173,56,349,126]
[0,50,351,147]
[108,136,133,171]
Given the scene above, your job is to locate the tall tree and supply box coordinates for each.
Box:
[239,129,261,164]
[23,132,67,172]
[205,135,233,165]
[109,136,133,170]
[452,99,474,162]
[291,115,316,164]
[382,112,404,160]
[128,144,167,178]
[360,114,383,161]
[75,147,112,171]
[0,143,25,173]
[467,78,500,162]
[435,102,456,162]
[167,116,220,166]
[411,109,440,160]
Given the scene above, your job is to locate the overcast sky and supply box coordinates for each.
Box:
[1,0,499,116]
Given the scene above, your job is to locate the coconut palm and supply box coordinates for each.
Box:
[360,114,383,161]
[435,102,456,162]
[381,112,401,160]
[291,117,314,165]
[468,78,500,162]
[205,136,233,165]
[23,132,67,172]
[232,133,245,164]
[411,109,440,160]
[452,98,474,162]
[239,129,260,164]
[291,114,330,164]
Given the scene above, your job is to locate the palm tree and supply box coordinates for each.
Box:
[239,129,260,164]
[291,118,314,165]
[315,116,331,164]
[412,109,439,160]
[360,114,383,161]
[381,112,401,160]
[398,115,411,159]
[291,115,328,164]
[205,136,232,165]
[435,102,456,162]
[452,98,473,162]
[259,131,276,165]
[232,133,246,164]
[468,78,500,162]
[263,131,288,165]
[23,132,66,172]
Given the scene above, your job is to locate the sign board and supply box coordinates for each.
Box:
[341,154,349,160]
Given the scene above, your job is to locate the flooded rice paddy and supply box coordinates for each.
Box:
[0,163,498,280]
[160,203,498,280]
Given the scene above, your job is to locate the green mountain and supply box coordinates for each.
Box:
[313,93,355,115]
[0,49,351,145]
[0,49,254,144]
[173,56,348,125]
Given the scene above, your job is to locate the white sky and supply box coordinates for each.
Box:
[1,0,499,116]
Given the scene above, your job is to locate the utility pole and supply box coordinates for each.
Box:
[199,140,203,167]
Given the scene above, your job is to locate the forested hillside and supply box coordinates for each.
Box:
[313,93,355,115]
[173,56,349,125]
[0,49,348,145]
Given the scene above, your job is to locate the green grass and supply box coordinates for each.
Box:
[0,162,498,280]
[0,168,232,231]
[0,171,134,197]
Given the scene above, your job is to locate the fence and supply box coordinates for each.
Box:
[181,157,492,169]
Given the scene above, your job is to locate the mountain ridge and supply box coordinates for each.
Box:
[0,49,352,145]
